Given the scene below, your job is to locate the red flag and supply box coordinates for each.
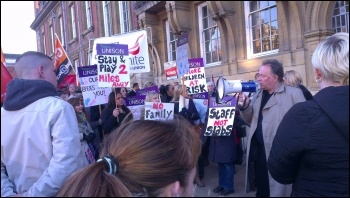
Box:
[54,34,77,90]
[1,47,13,103]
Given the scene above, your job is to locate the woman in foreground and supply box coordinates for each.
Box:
[56,118,201,197]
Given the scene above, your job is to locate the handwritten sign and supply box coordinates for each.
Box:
[91,30,150,73]
[136,85,159,97]
[176,33,189,77]
[164,61,178,80]
[94,43,130,87]
[125,95,145,120]
[183,58,207,94]
[78,65,112,107]
[205,96,236,136]
[144,102,174,121]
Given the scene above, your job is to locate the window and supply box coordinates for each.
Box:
[41,32,46,54]
[102,1,112,36]
[59,16,65,46]
[165,20,177,61]
[198,3,222,66]
[70,4,77,39]
[119,1,131,33]
[74,59,79,68]
[245,1,278,58]
[50,25,54,54]
[332,1,349,33]
[86,50,92,65]
[85,1,93,29]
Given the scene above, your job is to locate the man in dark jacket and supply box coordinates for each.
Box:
[127,83,139,97]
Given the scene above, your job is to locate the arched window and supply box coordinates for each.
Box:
[332,1,349,33]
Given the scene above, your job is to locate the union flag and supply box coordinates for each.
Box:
[54,34,77,90]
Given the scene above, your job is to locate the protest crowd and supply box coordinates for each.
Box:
[1,32,348,197]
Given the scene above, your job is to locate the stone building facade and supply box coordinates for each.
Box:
[31,1,349,93]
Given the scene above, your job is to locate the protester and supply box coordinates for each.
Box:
[115,87,128,98]
[145,92,160,102]
[283,70,313,100]
[67,83,79,99]
[171,85,203,187]
[210,110,245,196]
[1,51,84,196]
[59,91,69,101]
[127,83,139,97]
[237,59,305,197]
[101,91,132,135]
[268,32,349,197]
[207,81,216,97]
[159,84,174,103]
[68,97,99,165]
[56,118,201,197]
[85,104,105,144]
[190,94,207,185]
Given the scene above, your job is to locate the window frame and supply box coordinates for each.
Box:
[70,4,77,39]
[119,1,131,33]
[50,24,54,54]
[244,1,279,58]
[59,15,65,46]
[85,1,93,29]
[198,2,222,67]
[102,1,112,37]
[165,20,177,62]
[332,1,349,33]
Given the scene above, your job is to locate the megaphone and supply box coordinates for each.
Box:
[216,77,259,100]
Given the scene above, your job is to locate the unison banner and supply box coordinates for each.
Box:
[77,65,112,107]
[91,30,150,74]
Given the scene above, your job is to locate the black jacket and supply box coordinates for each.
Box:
[101,105,132,134]
[268,86,349,197]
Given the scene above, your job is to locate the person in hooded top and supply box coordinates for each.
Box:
[1,51,84,197]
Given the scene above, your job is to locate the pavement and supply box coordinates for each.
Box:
[193,162,256,197]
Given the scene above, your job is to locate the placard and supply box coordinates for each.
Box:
[91,30,150,73]
[183,58,207,94]
[164,61,178,80]
[176,33,189,77]
[95,43,130,87]
[204,96,236,136]
[144,102,174,121]
[125,95,145,120]
[78,65,112,107]
[136,85,159,97]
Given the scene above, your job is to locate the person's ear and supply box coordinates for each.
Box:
[38,65,45,79]
[162,181,180,197]
[314,68,322,78]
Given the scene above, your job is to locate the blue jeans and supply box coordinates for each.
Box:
[218,162,235,191]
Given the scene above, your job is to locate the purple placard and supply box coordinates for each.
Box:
[192,92,208,99]
[188,58,204,68]
[96,44,129,55]
[78,65,98,78]
[125,95,146,106]
[177,33,188,47]
[209,96,236,108]
[136,85,159,97]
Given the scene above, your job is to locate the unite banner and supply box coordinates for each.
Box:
[91,30,150,74]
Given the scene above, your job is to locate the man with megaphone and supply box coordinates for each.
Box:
[234,59,305,197]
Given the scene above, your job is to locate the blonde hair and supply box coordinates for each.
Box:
[145,92,160,102]
[311,32,349,85]
[284,70,303,87]
[171,85,184,102]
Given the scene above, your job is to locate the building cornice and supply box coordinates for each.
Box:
[30,1,59,30]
